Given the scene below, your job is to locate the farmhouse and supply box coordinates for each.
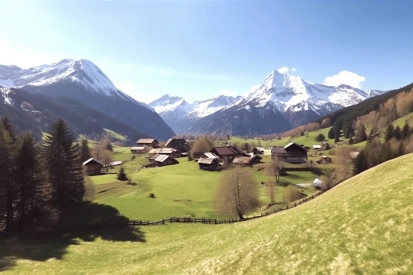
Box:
[148,148,180,158]
[210,145,249,166]
[149,154,179,167]
[198,158,221,171]
[233,153,262,166]
[136,138,159,148]
[82,158,106,176]
[271,142,308,164]
[130,146,145,154]
[165,138,191,153]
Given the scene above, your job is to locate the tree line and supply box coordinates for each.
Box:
[0,117,88,232]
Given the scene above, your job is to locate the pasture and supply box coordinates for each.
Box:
[2,153,413,274]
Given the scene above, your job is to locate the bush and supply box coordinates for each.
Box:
[283,185,305,203]
[149,193,156,198]
[131,155,136,161]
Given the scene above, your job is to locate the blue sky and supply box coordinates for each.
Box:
[0,0,412,103]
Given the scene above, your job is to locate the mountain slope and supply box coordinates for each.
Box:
[189,70,385,135]
[0,59,175,140]
[149,94,242,134]
[4,154,413,274]
[0,87,149,143]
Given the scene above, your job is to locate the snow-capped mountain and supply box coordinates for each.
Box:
[149,94,242,134]
[0,59,175,140]
[157,70,385,136]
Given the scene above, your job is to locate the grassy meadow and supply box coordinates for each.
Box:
[3,153,413,274]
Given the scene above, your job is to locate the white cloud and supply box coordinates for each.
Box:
[323,70,366,88]
[277,66,289,74]
[277,66,297,74]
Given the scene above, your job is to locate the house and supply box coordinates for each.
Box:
[164,138,191,154]
[82,158,106,176]
[136,138,159,148]
[210,145,249,166]
[130,146,145,154]
[148,148,180,158]
[148,154,179,167]
[316,156,332,164]
[233,153,262,166]
[197,158,221,171]
[271,142,308,164]
[252,147,265,154]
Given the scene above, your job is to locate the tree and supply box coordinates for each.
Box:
[92,143,113,166]
[265,156,283,183]
[401,122,410,140]
[214,165,260,219]
[353,150,368,175]
[369,123,378,138]
[14,133,47,229]
[117,166,128,181]
[328,128,335,139]
[80,138,92,162]
[393,126,402,140]
[102,138,113,152]
[226,134,230,140]
[385,124,394,141]
[321,118,331,128]
[283,185,303,203]
[335,146,355,181]
[243,142,251,153]
[190,138,215,159]
[315,133,325,142]
[41,119,85,209]
[354,124,367,143]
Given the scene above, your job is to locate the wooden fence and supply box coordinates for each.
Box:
[0,187,332,237]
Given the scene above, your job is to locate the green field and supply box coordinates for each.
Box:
[3,152,413,274]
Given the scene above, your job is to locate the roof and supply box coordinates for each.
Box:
[283,142,308,152]
[164,138,187,147]
[212,146,246,156]
[153,154,170,163]
[130,146,145,150]
[109,161,123,166]
[232,156,252,165]
[197,158,217,164]
[137,138,158,144]
[203,152,219,159]
[313,145,322,149]
[82,158,105,167]
[149,148,176,154]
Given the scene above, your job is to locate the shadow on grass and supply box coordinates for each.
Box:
[0,202,146,271]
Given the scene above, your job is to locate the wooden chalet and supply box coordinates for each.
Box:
[82,158,106,176]
[148,154,179,167]
[164,138,191,154]
[197,158,221,171]
[271,142,308,164]
[136,138,159,148]
[210,145,249,166]
[130,146,145,154]
[232,154,262,166]
[148,148,180,158]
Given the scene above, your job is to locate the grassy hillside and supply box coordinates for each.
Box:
[3,153,413,274]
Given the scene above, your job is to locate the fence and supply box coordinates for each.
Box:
[0,187,333,237]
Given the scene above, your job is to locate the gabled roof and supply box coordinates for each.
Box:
[232,156,252,165]
[149,148,176,154]
[130,146,145,150]
[82,158,105,167]
[212,146,246,156]
[152,154,178,163]
[164,138,187,147]
[284,142,308,152]
[197,158,217,164]
[137,138,158,144]
[202,152,219,159]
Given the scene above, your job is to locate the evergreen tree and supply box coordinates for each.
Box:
[328,127,335,139]
[353,150,368,175]
[401,122,410,140]
[80,138,92,162]
[355,124,368,143]
[42,119,85,209]
[396,141,405,157]
[117,166,128,181]
[344,124,355,139]
[379,142,393,163]
[385,124,394,141]
[393,126,402,140]
[15,133,46,229]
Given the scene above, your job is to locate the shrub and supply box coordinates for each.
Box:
[149,193,156,198]
[117,166,128,181]
[283,185,305,203]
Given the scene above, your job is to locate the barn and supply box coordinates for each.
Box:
[82,158,106,176]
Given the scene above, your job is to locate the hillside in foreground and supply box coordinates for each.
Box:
[2,153,413,274]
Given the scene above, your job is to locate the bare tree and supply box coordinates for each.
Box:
[92,143,113,166]
[335,146,356,182]
[265,156,283,182]
[214,165,260,219]
[266,181,276,205]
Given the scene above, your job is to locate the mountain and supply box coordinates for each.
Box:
[149,94,242,134]
[188,70,386,136]
[0,87,150,144]
[0,59,175,140]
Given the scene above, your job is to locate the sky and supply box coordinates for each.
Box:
[1,0,413,103]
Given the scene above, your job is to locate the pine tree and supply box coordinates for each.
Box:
[355,124,367,143]
[328,127,335,139]
[353,150,367,175]
[393,126,402,140]
[385,124,394,141]
[15,133,46,229]
[80,138,92,162]
[42,119,85,209]
[117,166,128,181]
[401,122,410,140]
[379,142,393,163]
